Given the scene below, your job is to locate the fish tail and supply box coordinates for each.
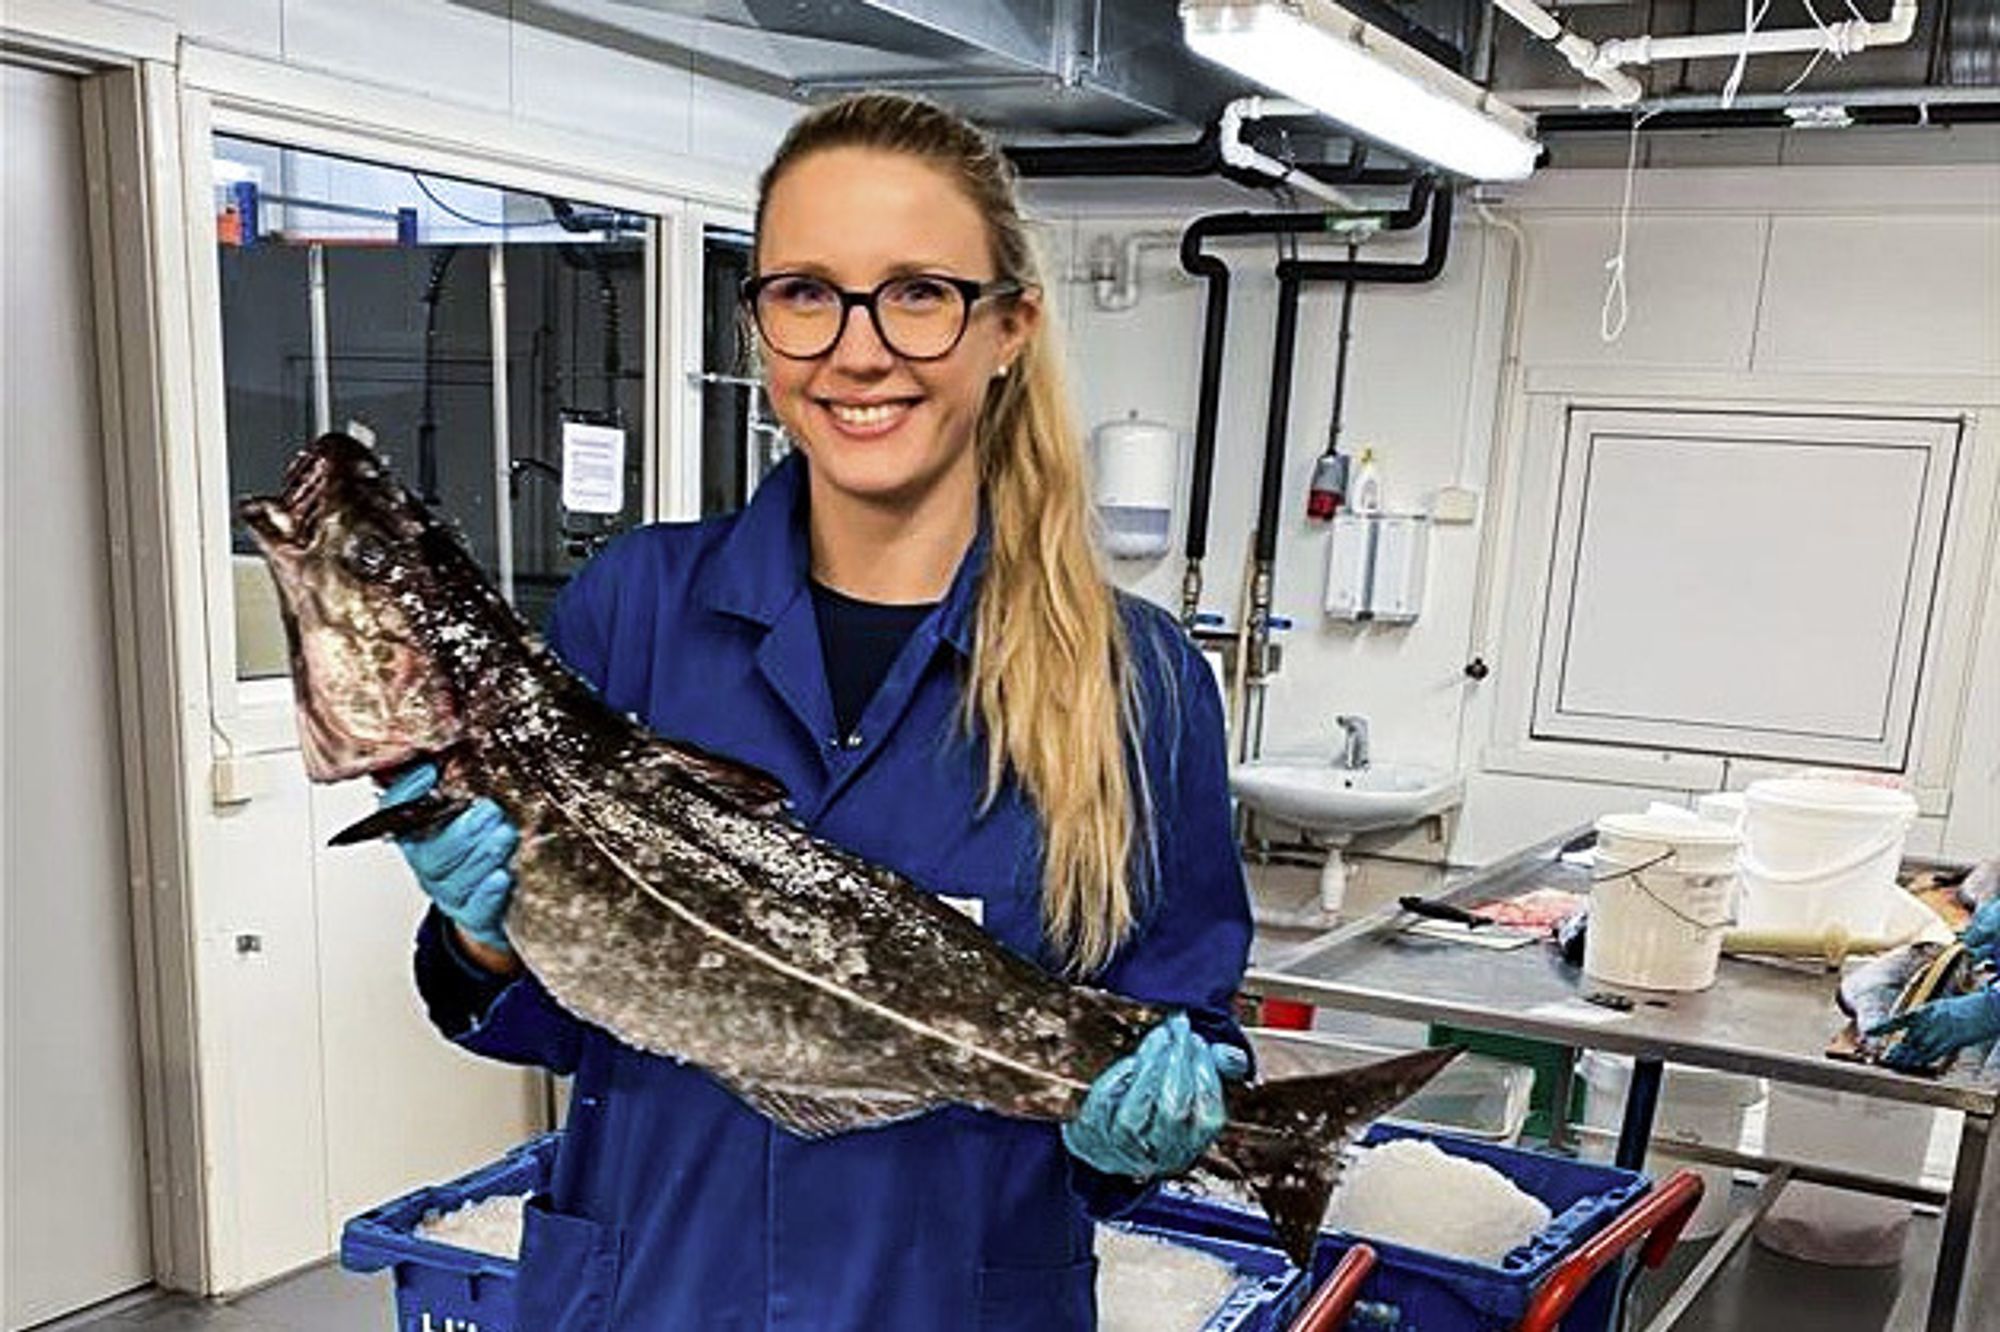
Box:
[1211,1045,1460,1267]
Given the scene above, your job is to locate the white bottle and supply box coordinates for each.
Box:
[1350,447,1383,515]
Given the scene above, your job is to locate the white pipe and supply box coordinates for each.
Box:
[1490,0,1645,105]
[1088,230,1182,311]
[1597,0,1917,66]
[1218,97,1360,210]
[307,243,331,435]
[488,244,514,606]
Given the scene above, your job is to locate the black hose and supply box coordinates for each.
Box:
[417,248,457,505]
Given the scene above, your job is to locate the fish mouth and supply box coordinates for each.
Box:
[238,436,463,783]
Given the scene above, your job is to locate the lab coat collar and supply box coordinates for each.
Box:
[702,451,988,661]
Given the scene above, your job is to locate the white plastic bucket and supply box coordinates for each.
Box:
[1586,812,1741,992]
[1579,1053,1766,1241]
[1755,1085,1934,1266]
[1737,779,1917,938]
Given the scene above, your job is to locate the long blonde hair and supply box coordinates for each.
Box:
[755,93,1148,974]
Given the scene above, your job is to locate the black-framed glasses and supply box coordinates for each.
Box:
[741,271,1024,361]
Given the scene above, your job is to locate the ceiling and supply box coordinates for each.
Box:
[487,0,2000,157]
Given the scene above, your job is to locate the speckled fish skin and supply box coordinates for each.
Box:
[237,432,1457,1266]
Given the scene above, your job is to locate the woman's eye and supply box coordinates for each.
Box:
[885,277,950,310]
[770,277,835,309]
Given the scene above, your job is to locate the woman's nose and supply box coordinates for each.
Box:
[826,301,896,372]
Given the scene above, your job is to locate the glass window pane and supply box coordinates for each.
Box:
[212,136,652,678]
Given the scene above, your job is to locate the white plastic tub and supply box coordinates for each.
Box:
[1579,1053,1766,1241]
[1737,779,1916,938]
[1586,812,1741,992]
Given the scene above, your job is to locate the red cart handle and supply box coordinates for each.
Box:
[1515,1169,1704,1332]
[1286,1243,1379,1332]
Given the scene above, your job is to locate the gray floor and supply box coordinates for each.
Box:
[39,1196,1941,1331]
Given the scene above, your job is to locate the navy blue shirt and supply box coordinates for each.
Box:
[810,580,936,740]
[412,453,1251,1331]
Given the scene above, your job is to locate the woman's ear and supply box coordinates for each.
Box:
[995,286,1042,370]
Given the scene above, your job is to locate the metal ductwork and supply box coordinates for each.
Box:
[597,0,1255,134]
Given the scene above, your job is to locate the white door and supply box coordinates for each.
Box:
[2,62,154,1328]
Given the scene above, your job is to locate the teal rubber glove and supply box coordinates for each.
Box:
[1960,898,2000,965]
[1062,1013,1251,1179]
[1871,989,2000,1071]
[384,763,518,953]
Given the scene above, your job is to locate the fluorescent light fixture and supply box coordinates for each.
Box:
[1182,0,1541,181]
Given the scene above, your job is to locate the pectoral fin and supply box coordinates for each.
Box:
[327,790,471,846]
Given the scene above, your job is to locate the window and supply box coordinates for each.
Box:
[212,136,654,676]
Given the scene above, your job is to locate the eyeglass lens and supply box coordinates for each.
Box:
[754,275,969,360]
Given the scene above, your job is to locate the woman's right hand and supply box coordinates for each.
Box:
[383,764,520,968]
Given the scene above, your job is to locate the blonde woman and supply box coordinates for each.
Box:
[398,92,1251,1330]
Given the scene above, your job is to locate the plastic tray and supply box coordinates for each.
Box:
[343,1132,1306,1331]
[1155,1125,1662,1332]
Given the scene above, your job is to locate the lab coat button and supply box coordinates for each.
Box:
[843,731,864,750]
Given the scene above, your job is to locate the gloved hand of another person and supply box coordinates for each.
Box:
[1870,989,2000,1071]
[1959,897,2000,965]
[383,763,519,953]
[1063,1012,1250,1179]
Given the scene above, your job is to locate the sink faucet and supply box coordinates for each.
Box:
[1334,714,1370,770]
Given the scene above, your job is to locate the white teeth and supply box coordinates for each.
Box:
[827,401,907,427]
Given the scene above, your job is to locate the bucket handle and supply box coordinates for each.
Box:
[1515,1171,1704,1332]
[1593,850,1735,930]
[1738,826,1908,887]
[1284,1243,1378,1332]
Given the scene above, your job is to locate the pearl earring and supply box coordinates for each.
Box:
[994,363,1012,379]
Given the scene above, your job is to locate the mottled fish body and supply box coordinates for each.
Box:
[239,432,1455,1264]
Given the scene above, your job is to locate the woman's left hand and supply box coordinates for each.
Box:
[1062,1012,1251,1179]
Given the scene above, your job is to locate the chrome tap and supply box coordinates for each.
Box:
[1334,714,1370,771]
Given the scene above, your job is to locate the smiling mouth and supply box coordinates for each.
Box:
[822,398,918,429]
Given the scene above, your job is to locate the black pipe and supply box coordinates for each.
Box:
[1538,100,2000,134]
[1008,129,1419,190]
[1256,271,1306,568]
[1175,177,1440,591]
[1325,247,1359,459]
[1278,187,1456,285]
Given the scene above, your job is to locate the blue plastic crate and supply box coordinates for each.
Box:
[341,1133,558,1332]
[1152,1125,1650,1332]
[344,1133,1304,1331]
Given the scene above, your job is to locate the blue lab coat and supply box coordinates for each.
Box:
[414,453,1252,1331]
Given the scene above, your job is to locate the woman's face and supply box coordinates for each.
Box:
[755,146,1038,518]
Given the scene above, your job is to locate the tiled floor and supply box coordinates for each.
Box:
[39,1203,1941,1332]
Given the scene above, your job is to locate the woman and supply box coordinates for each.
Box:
[399,91,1252,1330]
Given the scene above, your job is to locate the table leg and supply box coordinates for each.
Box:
[1928,1110,1991,1332]
[1617,1058,1665,1172]
[1546,1047,1578,1152]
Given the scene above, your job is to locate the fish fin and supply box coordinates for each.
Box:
[326,791,471,846]
[1208,1046,1460,1268]
[717,1080,932,1139]
[662,739,791,815]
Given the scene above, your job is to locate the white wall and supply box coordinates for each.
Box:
[1031,148,2000,868]
[90,0,799,170]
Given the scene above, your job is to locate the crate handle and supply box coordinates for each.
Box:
[1514,1170,1704,1332]
[1285,1243,1378,1332]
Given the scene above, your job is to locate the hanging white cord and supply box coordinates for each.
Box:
[1600,109,1657,344]
[1720,0,1772,108]
[1784,0,1871,94]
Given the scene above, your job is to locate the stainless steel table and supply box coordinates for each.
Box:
[1246,831,1998,1332]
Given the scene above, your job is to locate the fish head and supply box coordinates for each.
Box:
[236,432,467,783]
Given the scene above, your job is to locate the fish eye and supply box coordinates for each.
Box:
[342,531,392,580]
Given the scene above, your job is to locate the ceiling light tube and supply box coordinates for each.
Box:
[1181,0,1541,181]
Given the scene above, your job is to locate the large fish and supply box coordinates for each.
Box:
[237,431,1455,1265]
